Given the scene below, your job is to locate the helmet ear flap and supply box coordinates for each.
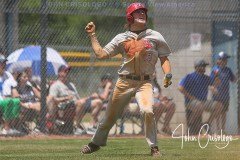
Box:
[127,14,134,23]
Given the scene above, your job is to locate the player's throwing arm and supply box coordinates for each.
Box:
[85,22,108,59]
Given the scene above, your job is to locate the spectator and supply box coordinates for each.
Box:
[97,73,113,109]
[75,74,114,135]
[47,65,103,135]
[78,73,114,135]
[11,71,42,134]
[76,92,103,135]
[47,65,81,134]
[3,67,24,97]
[210,52,236,132]
[24,67,41,91]
[0,55,14,98]
[178,59,221,135]
[0,54,22,136]
[152,77,176,135]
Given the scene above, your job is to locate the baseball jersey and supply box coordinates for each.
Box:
[103,29,171,75]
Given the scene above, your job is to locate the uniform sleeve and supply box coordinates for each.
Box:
[156,33,172,58]
[103,34,121,58]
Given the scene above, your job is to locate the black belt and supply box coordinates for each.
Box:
[119,75,150,81]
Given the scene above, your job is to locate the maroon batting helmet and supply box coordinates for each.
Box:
[126,2,148,23]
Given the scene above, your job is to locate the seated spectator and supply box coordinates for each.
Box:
[152,77,176,135]
[79,73,113,134]
[0,98,22,136]
[11,71,42,134]
[3,67,24,97]
[24,67,41,91]
[178,59,221,135]
[0,55,22,136]
[75,92,103,135]
[76,73,114,134]
[97,73,113,109]
[47,65,103,135]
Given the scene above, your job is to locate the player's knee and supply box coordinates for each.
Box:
[98,121,114,130]
[98,115,117,129]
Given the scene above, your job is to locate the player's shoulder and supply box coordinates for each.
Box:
[111,32,129,43]
[147,29,161,35]
[146,29,165,41]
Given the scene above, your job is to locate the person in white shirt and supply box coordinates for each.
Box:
[0,54,22,136]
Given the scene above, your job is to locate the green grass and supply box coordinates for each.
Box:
[0,137,240,160]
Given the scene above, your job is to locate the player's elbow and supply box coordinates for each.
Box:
[95,51,109,59]
[95,54,106,59]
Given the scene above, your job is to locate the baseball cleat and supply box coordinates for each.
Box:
[81,142,100,154]
[151,146,161,157]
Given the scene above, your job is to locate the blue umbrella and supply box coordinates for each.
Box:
[6,45,68,76]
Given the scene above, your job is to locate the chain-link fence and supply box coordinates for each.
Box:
[0,0,239,136]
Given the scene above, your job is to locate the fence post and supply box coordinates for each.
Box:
[5,0,19,56]
[238,0,240,134]
[39,0,48,133]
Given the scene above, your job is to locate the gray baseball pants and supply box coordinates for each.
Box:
[91,77,158,148]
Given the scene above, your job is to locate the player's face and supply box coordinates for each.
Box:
[132,9,147,24]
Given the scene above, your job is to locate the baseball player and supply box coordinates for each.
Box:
[81,2,172,157]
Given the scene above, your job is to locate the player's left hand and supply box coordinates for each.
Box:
[123,39,146,58]
[163,73,172,88]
